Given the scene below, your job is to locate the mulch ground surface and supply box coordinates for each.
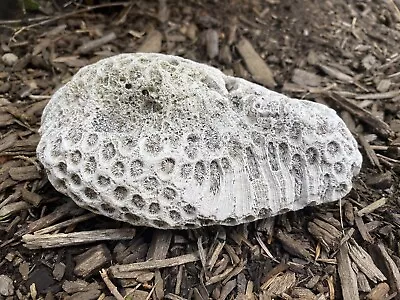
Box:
[0,0,400,299]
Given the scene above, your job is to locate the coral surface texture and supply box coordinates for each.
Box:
[37,53,362,229]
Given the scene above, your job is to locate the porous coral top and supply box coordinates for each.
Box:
[37,53,362,229]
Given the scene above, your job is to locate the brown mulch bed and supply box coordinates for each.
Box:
[1,0,400,299]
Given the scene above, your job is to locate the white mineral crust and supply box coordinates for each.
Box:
[37,53,362,229]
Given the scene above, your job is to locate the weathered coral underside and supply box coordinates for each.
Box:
[37,53,362,229]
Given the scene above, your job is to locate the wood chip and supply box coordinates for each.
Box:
[357,271,371,292]
[358,134,382,169]
[206,29,219,59]
[137,30,163,53]
[371,242,400,298]
[65,289,101,300]
[109,249,203,276]
[219,279,236,300]
[147,230,172,260]
[348,239,386,283]
[77,32,117,54]
[23,202,81,234]
[34,213,96,235]
[9,165,41,181]
[307,219,341,251]
[275,230,312,260]
[0,132,18,152]
[318,64,354,83]
[366,282,390,300]
[329,93,394,139]
[74,244,111,278]
[291,287,317,300]
[62,279,102,294]
[0,201,30,219]
[207,229,226,270]
[344,201,355,225]
[53,262,66,281]
[366,172,393,189]
[355,90,400,100]
[354,213,374,243]
[236,38,276,88]
[22,228,136,249]
[337,243,359,300]
[291,69,322,87]
[260,271,296,296]
[21,188,42,206]
[357,197,387,217]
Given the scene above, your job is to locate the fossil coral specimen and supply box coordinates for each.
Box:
[37,53,362,229]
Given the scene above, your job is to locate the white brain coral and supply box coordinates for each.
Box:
[37,53,362,229]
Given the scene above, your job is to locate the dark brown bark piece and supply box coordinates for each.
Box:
[275,230,312,261]
[74,244,112,278]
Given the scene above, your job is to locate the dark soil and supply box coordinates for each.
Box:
[0,0,400,299]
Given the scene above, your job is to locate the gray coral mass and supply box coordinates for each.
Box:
[37,53,362,229]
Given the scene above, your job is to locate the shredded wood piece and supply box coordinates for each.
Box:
[99,269,124,300]
[109,249,203,275]
[22,228,136,249]
[357,198,387,217]
[337,242,360,300]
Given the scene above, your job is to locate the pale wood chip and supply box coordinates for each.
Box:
[357,197,387,217]
[261,271,296,296]
[206,29,219,59]
[137,30,163,53]
[34,213,96,235]
[109,249,203,275]
[205,266,234,285]
[291,68,322,87]
[366,282,389,300]
[348,239,386,283]
[236,38,276,88]
[355,90,400,100]
[318,64,354,83]
[357,271,371,293]
[207,228,226,270]
[337,242,360,300]
[22,228,136,249]
[77,32,117,54]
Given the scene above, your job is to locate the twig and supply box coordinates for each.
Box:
[100,269,124,300]
[10,2,131,36]
[145,279,160,300]
[22,228,136,249]
[34,213,96,235]
[109,249,204,275]
[255,232,279,263]
[328,92,394,139]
